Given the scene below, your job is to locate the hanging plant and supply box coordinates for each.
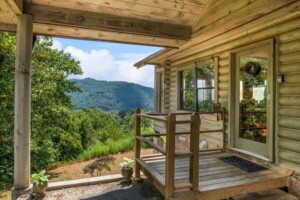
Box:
[244,61,261,77]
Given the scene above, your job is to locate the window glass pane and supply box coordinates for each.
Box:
[180,69,196,110]
[182,89,196,111]
[197,64,214,112]
[182,69,195,90]
[197,89,214,112]
[239,52,268,143]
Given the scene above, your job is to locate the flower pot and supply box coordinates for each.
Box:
[121,167,133,182]
[32,181,48,197]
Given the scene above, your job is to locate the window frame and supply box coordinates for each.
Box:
[179,57,218,112]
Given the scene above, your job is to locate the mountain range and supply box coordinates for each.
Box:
[70,78,154,114]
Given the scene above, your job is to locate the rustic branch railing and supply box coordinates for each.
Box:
[134,108,225,199]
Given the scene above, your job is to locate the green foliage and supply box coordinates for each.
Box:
[0,33,153,189]
[31,139,58,172]
[180,65,215,112]
[0,33,82,186]
[31,170,50,188]
[239,56,268,143]
[83,155,115,176]
[78,138,134,161]
[120,157,134,169]
[70,78,154,114]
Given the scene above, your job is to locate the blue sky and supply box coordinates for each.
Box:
[52,37,162,87]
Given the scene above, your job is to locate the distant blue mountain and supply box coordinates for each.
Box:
[70,78,154,114]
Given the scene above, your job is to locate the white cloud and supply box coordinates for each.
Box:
[51,40,63,51]
[53,40,155,88]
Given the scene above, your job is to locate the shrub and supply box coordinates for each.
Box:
[83,155,115,176]
[31,139,58,172]
[78,138,134,161]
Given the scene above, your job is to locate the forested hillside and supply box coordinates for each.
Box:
[71,78,154,114]
[0,33,153,190]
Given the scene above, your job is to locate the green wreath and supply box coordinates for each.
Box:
[244,61,261,77]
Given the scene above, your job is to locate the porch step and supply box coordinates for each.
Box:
[232,189,299,200]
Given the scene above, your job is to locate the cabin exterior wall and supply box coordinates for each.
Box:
[154,16,300,172]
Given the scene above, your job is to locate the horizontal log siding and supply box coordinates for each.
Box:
[278,27,300,169]
[154,16,300,169]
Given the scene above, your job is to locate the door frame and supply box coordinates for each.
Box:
[228,39,275,162]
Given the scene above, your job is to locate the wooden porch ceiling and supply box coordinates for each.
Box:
[0,0,213,47]
[134,0,300,67]
[2,1,299,53]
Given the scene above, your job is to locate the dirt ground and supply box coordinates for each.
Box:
[0,149,154,200]
[1,180,163,200]
[40,180,163,200]
[48,149,153,182]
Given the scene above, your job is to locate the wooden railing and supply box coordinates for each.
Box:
[134,108,225,199]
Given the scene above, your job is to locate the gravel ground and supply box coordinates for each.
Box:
[34,180,164,200]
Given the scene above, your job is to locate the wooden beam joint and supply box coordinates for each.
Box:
[6,0,23,14]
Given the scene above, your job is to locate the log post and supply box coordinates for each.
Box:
[189,113,200,192]
[11,14,33,200]
[134,108,141,179]
[165,113,176,199]
[163,60,171,113]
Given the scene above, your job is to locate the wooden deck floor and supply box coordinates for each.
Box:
[139,153,287,200]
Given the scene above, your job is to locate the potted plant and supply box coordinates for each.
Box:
[31,170,50,197]
[120,157,134,182]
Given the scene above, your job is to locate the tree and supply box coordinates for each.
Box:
[0,33,83,186]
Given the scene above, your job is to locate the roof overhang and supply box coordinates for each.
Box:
[0,0,197,48]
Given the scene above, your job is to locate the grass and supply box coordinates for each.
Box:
[0,189,11,200]
[77,138,134,161]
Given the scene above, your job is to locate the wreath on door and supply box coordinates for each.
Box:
[244,61,261,77]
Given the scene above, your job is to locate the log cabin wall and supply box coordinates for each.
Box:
[154,16,300,170]
[277,29,300,168]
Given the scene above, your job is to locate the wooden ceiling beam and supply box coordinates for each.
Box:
[5,0,23,14]
[0,23,16,32]
[0,22,185,48]
[24,3,192,40]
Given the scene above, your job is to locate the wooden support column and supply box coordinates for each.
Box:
[189,113,200,192]
[163,60,171,113]
[165,113,176,199]
[11,14,33,200]
[134,108,141,179]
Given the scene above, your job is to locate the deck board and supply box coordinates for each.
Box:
[140,152,287,199]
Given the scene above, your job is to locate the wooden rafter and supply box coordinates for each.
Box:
[24,3,192,40]
[5,0,23,14]
[137,0,300,65]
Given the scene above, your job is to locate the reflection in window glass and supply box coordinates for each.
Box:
[180,64,214,112]
[239,54,268,143]
[180,69,196,111]
[197,64,214,112]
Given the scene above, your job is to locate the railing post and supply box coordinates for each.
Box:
[165,113,176,199]
[190,113,200,192]
[134,108,141,179]
[222,107,226,152]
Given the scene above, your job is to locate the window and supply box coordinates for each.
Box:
[180,64,215,112]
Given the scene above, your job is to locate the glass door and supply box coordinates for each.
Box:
[233,42,274,160]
